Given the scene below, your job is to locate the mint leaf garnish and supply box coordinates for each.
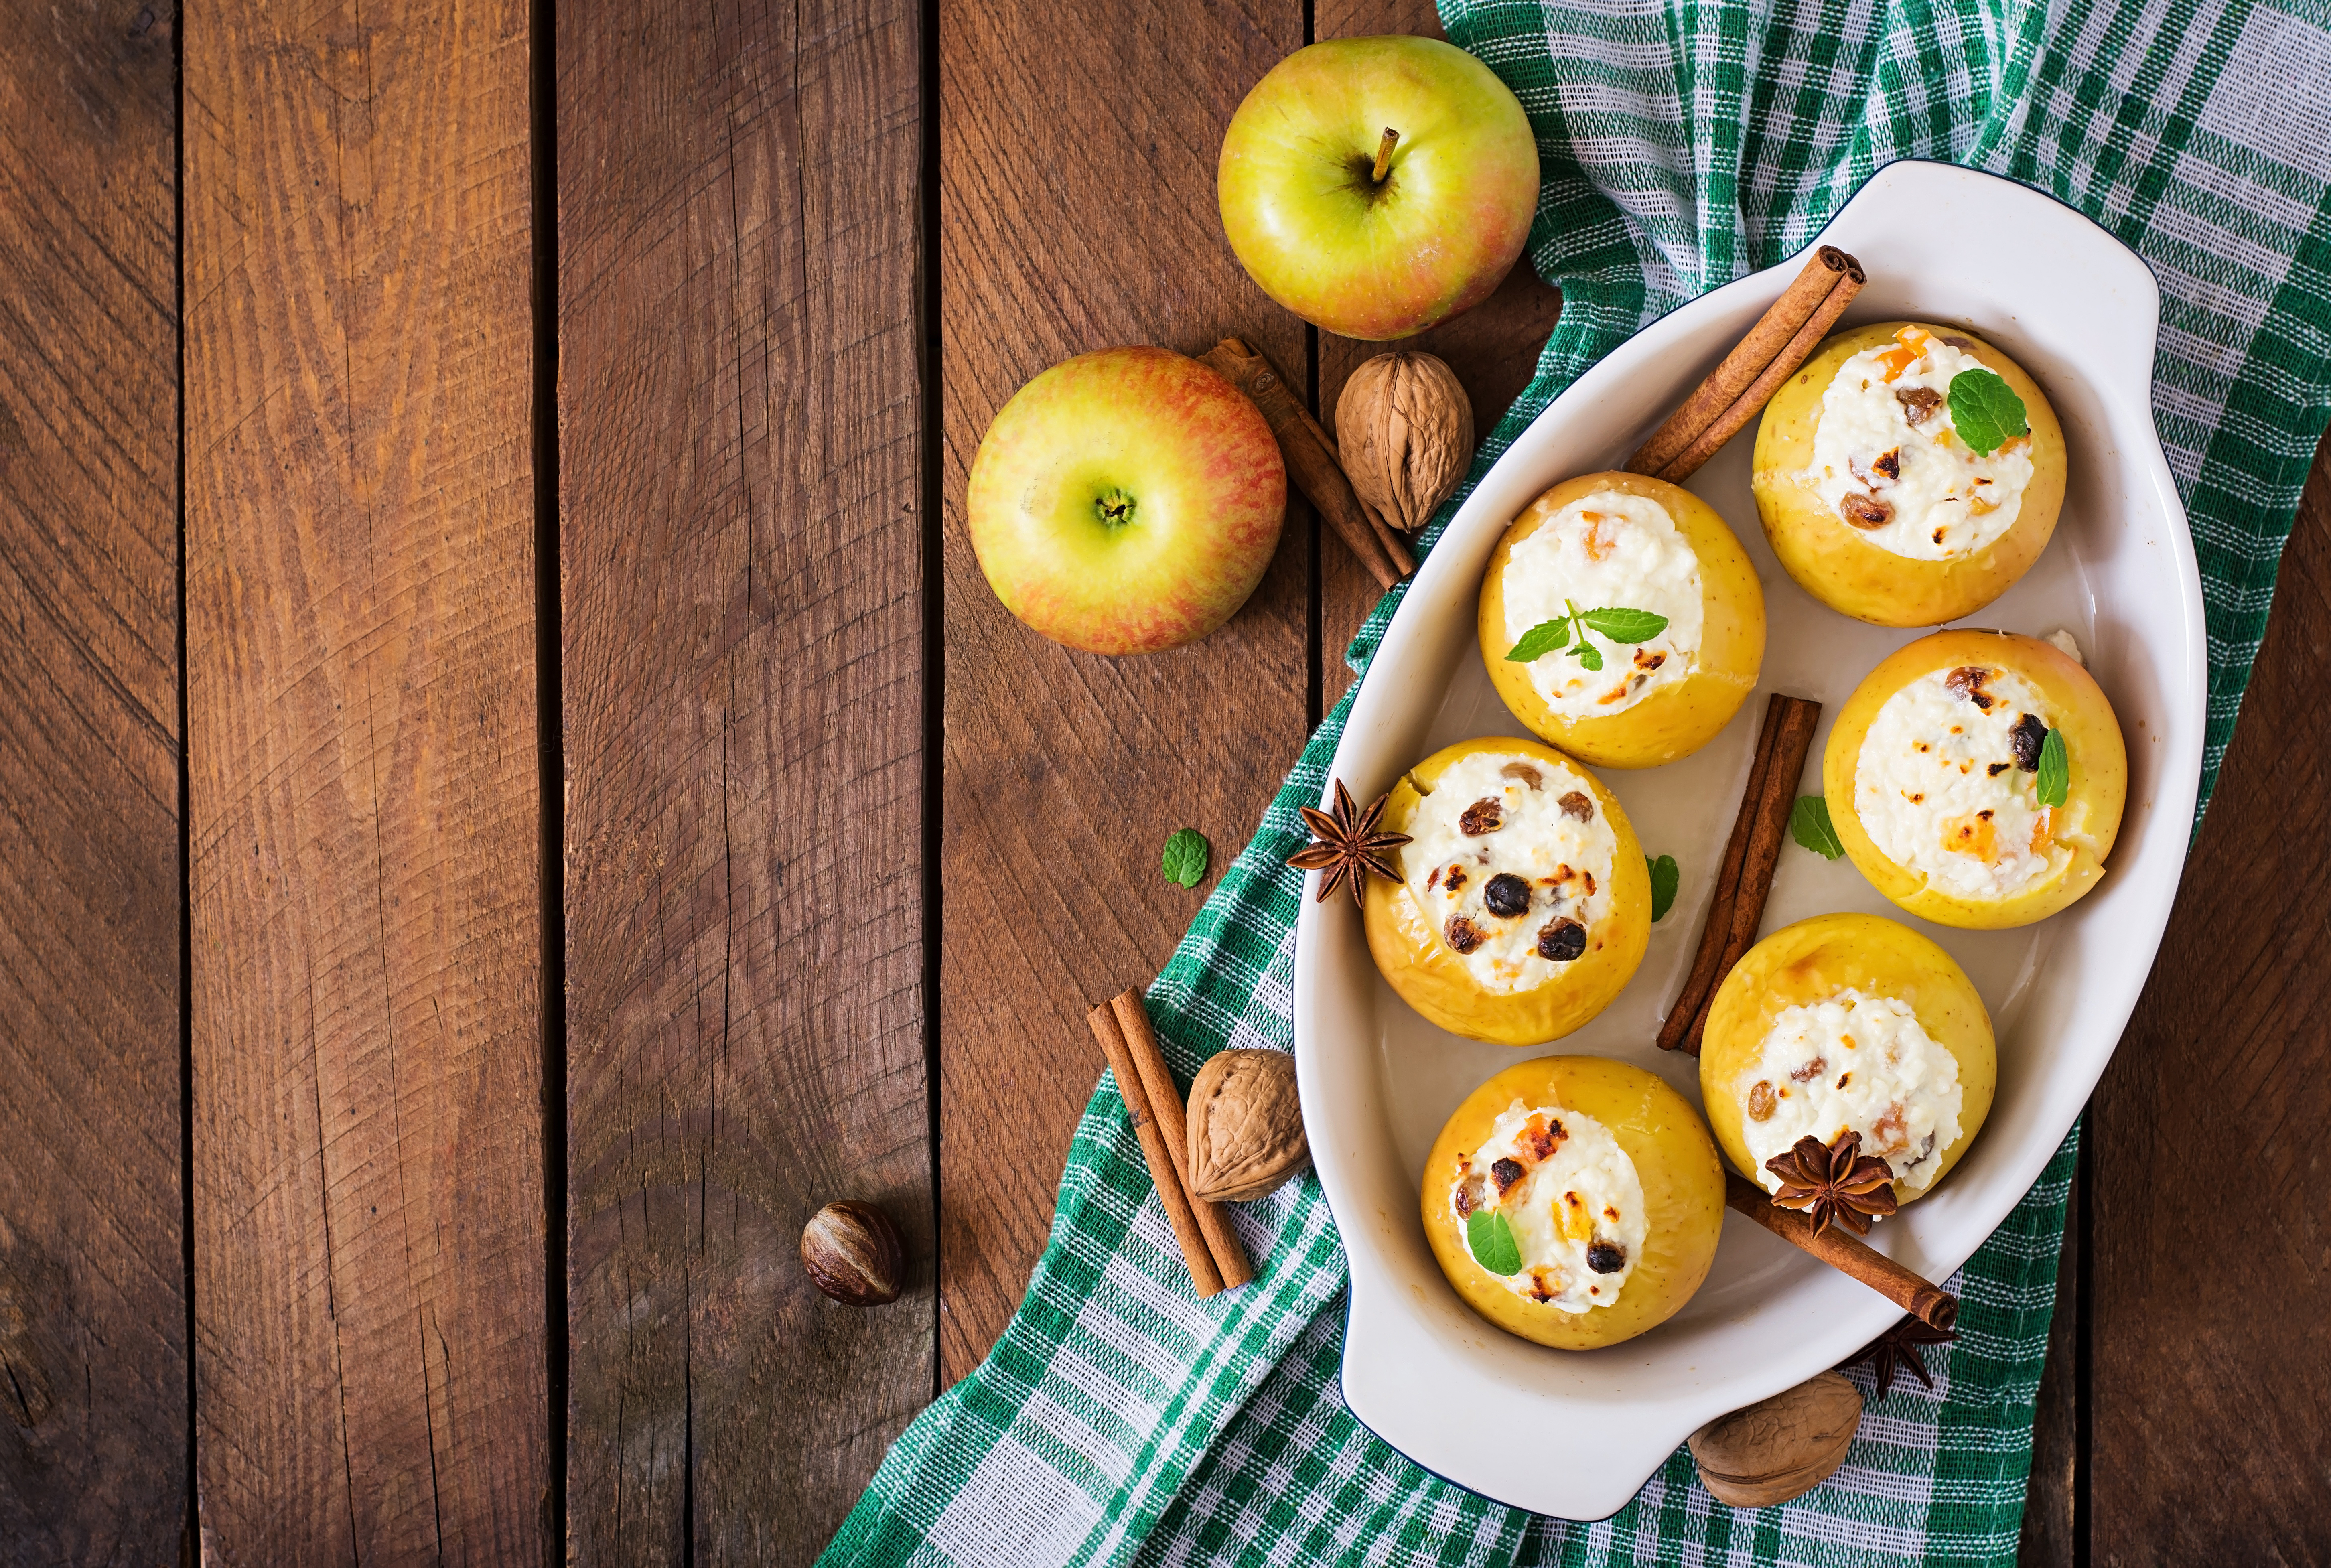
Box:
[1580,607,1670,643]
[1505,618,1570,661]
[2035,728,2069,808]
[1947,368,2029,456]
[1791,795,1846,860]
[1466,1209,1522,1275]
[1506,604,1666,667]
[1647,854,1680,922]
[1161,828,1210,888]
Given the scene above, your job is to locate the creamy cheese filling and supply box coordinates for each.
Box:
[1856,665,2066,900]
[1402,749,1619,993]
[1448,1100,1646,1311]
[1806,326,2036,560]
[1737,988,1964,1199]
[1500,489,1703,718]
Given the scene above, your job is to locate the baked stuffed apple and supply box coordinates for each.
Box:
[1363,737,1650,1045]
[1479,471,1765,768]
[1825,628,2126,929]
[1752,321,2066,627]
[1700,913,1995,1209]
[1424,1055,1724,1349]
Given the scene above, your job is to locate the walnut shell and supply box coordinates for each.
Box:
[1185,1049,1308,1203]
[1335,353,1476,533]
[1687,1370,1863,1507]
[799,1200,905,1306]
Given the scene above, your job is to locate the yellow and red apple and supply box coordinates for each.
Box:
[1218,36,1540,341]
[964,347,1287,655]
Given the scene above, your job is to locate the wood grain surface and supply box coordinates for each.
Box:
[0,4,185,1560]
[182,1,548,1559]
[2086,433,2331,1567]
[936,0,1315,1381]
[2017,1175,2079,1566]
[556,0,930,1558]
[2,2,2328,1561]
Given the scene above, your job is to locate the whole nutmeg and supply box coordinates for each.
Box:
[1687,1371,1863,1507]
[1185,1049,1309,1203]
[799,1200,904,1307]
[1334,352,1476,533]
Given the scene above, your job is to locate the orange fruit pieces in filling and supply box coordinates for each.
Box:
[1878,325,1934,383]
[1941,811,1999,861]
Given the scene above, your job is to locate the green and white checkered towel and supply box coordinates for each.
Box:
[827,1,2331,1560]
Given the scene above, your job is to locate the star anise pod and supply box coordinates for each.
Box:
[1287,779,1410,907]
[1764,1130,1899,1237]
[1841,1314,1956,1398]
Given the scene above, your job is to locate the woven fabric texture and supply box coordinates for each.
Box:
[825,0,2331,1561]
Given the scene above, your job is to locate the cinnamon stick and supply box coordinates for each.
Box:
[1313,418,1418,579]
[1627,246,1862,481]
[1725,1175,1958,1331]
[1656,693,1784,1052]
[1089,1002,1225,1297]
[1682,695,1822,1053]
[1109,990,1254,1290]
[1201,337,1408,589]
[1656,694,1822,1055]
[1655,260,1865,483]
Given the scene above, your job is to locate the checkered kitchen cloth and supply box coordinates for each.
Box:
[825,0,2331,1561]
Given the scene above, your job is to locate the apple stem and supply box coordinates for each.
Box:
[1371,127,1399,184]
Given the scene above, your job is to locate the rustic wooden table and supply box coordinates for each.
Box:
[2,0,2326,1563]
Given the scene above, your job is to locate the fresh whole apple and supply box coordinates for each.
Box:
[965,347,1287,655]
[1219,36,1539,341]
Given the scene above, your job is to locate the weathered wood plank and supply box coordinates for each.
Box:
[937,0,1315,1383]
[2017,1168,2079,1567]
[558,0,931,1558]
[0,4,185,1560]
[2088,434,2331,1565]
[182,2,548,1559]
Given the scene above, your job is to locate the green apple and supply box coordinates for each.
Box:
[1219,36,1539,341]
[965,347,1287,656]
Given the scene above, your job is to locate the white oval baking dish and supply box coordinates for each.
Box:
[1292,160,2203,1520]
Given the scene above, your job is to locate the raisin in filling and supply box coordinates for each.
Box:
[1895,385,1942,425]
[1482,872,1533,918]
[1945,665,1996,709]
[1458,797,1503,835]
[1536,918,1587,962]
[1840,493,1893,529]
[2010,712,2048,771]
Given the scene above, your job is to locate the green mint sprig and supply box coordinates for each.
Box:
[2035,728,2069,808]
[1791,795,1846,860]
[1466,1209,1522,1275]
[1161,828,1210,888]
[1505,600,1670,673]
[1646,854,1680,922]
[1947,368,2029,456]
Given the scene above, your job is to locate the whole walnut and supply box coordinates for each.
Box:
[1687,1371,1863,1507]
[1335,353,1476,533]
[1185,1049,1309,1203]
